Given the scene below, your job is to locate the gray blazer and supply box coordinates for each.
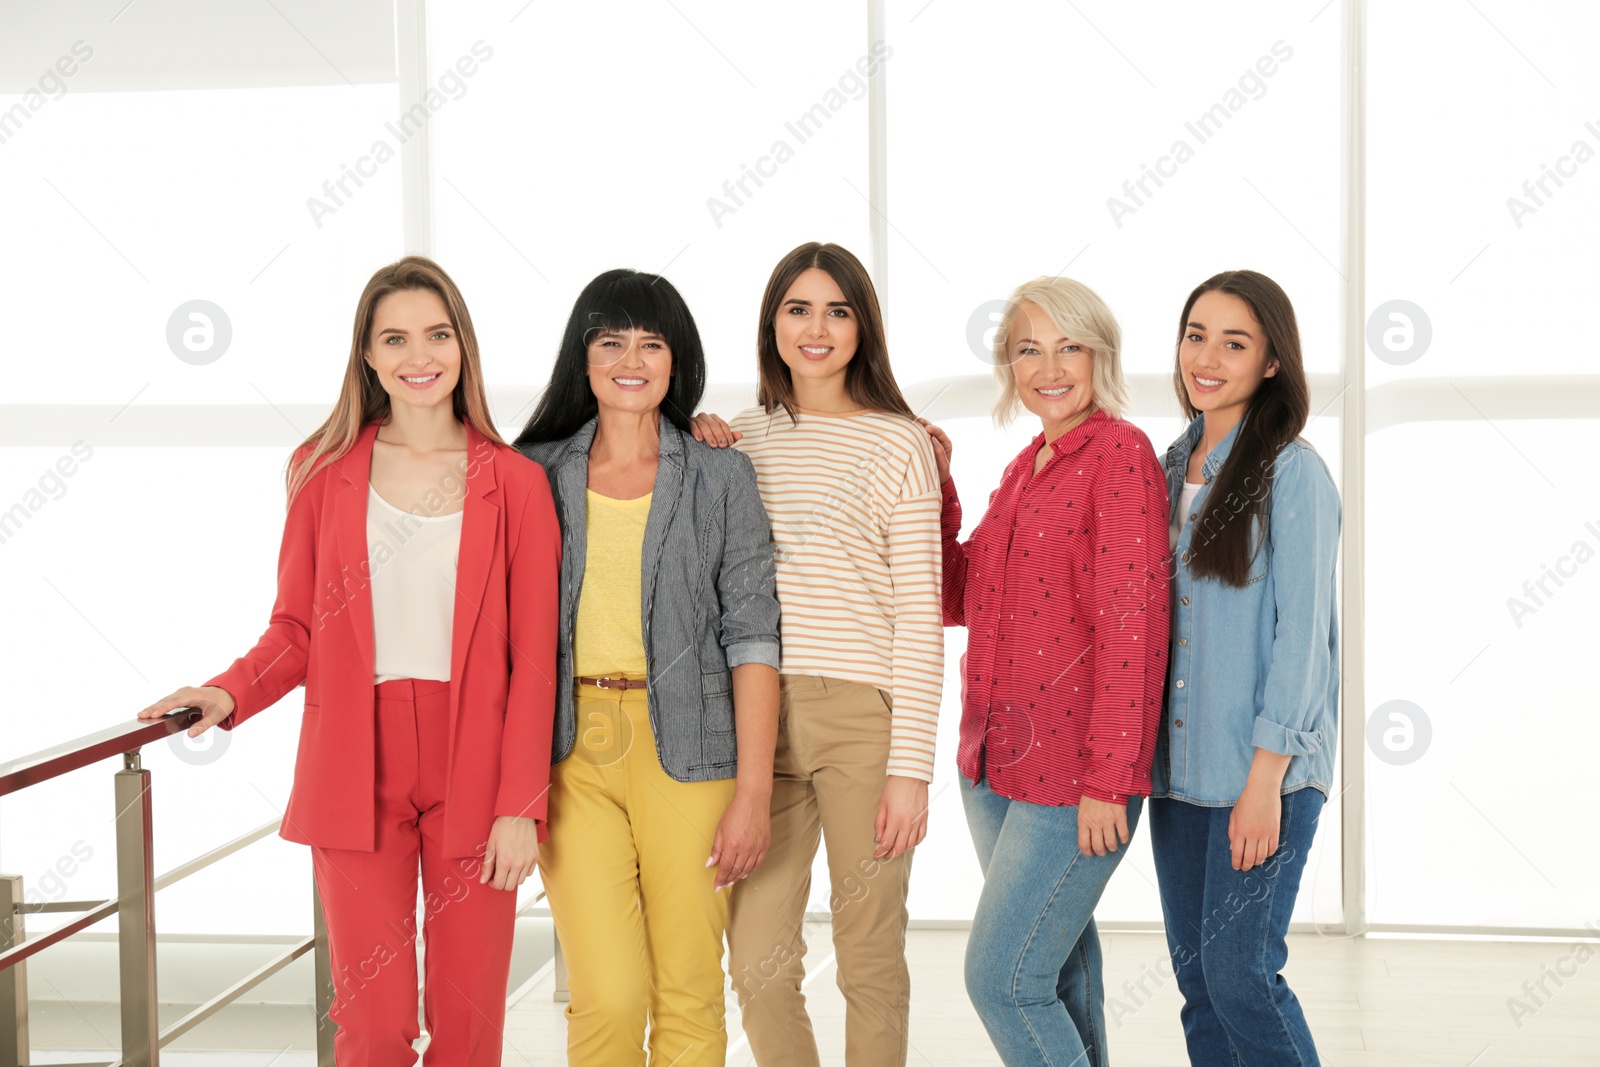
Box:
[520,415,781,781]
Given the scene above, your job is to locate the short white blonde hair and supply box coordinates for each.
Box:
[991,276,1129,425]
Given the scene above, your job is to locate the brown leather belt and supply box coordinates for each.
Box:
[576,676,648,690]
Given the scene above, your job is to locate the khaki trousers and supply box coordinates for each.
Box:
[727,674,913,1067]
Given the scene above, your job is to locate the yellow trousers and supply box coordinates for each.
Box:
[539,680,737,1066]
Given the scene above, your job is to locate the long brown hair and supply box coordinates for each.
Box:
[1173,270,1310,587]
[285,255,505,504]
[755,242,914,422]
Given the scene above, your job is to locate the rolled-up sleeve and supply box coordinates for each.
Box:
[1255,448,1342,756]
[716,450,782,670]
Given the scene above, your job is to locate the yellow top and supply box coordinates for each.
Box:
[573,490,651,678]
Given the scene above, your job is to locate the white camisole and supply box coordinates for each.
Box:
[367,485,463,683]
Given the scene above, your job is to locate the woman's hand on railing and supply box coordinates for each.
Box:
[136,686,236,737]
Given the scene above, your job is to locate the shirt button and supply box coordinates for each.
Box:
[1180,596,1190,606]
[1178,637,1188,646]
[1188,513,1197,522]
[1180,552,1190,563]
[1174,719,1184,727]
[1174,679,1185,688]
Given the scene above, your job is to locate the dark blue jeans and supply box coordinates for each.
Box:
[1149,789,1325,1067]
[962,774,1143,1067]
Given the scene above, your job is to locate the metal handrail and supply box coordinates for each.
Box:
[0,818,280,973]
[153,820,280,894]
[0,713,198,797]
[158,936,318,1048]
[0,710,561,1067]
[0,710,338,1067]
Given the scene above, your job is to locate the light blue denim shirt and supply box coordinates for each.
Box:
[1151,415,1342,806]
[521,415,781,782]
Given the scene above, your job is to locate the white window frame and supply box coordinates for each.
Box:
[8,0,1598,939]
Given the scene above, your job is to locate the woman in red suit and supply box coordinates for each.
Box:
[137,256,561,1065]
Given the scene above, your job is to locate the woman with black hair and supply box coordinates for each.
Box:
[1152,270,1341,1066]
[515,269,782,1067]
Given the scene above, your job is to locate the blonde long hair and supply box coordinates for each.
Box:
[285,256,505,504]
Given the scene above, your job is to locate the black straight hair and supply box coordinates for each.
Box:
[1172,269,1310,587]
[515,269,708,446]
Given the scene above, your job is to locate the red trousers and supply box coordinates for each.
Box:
[311,678,517,1066]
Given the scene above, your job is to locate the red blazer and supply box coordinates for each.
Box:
[206,421,561,857]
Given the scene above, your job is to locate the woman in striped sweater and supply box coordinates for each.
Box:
[691,242,944,1067]
[921,276,1170,1067]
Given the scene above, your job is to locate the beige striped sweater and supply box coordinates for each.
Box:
[730,406,945,781]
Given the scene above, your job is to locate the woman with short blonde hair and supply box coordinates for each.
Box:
[923,275,1169,1067]
[990,275,1130,425]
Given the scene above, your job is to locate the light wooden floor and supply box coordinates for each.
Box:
[501,925,1600,1067]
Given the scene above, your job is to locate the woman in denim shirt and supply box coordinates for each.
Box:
[1152,270,1341,1067]
[516,270,781,1067]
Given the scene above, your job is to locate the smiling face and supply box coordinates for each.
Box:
[1178,290,1279,425]
[1006,299,1096,436]
[584,326,672,417]
[772,267,859,391]
[363,288,462,410]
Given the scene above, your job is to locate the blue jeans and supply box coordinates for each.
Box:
[1149,789,1325,1067]
[962,775,1143,1067]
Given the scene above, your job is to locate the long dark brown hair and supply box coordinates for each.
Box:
[1174,270,1309,587]
[286,256,504,504]
[755,242,914,422]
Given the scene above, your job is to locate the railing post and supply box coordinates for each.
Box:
[312,874,336,1066]
[0,875,26,1067]
[115,752,158,1067]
